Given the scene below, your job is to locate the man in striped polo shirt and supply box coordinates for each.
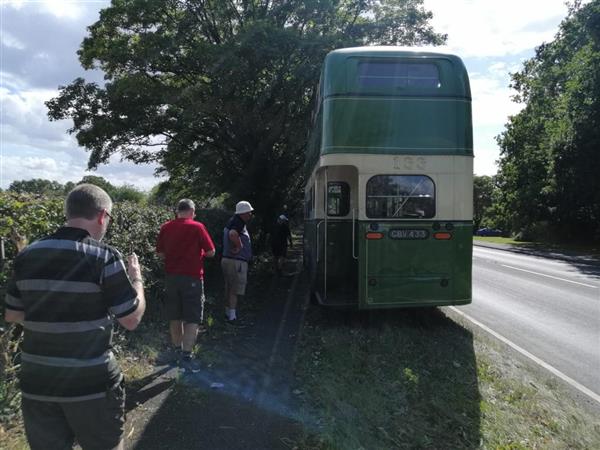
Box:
[4,184,146,450]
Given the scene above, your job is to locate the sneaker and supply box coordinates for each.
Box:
[156,347,182,365]
[180,356,202,373]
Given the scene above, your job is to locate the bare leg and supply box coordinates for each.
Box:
[182,323,199,352]
[169,320,183,347]
[227,290,238,310]
[224,277,230,315]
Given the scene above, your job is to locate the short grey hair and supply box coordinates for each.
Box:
[177,199,195,212]
[65,184,113,220]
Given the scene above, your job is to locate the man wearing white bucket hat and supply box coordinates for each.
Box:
[221,200,254,325]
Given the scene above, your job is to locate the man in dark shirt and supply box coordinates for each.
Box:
[156,199,215,372]
[271,214,293,275]
[221,200,253,325]
[4,184,145,450]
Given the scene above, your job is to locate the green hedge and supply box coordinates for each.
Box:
[1,192,233,319]
[0,192,235,422]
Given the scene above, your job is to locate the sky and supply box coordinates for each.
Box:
[0,0,584,191]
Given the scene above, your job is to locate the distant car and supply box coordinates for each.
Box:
[475,227,503,237]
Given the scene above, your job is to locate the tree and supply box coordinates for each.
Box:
[46,0,446,235]
[496,0,600,241]
[111,184,146,203]
[473,175,495,231]
[74,175,146,203]
[8,179,65,196]
[77,175,116,195]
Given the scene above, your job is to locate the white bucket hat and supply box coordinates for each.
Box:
[235,200,254,215]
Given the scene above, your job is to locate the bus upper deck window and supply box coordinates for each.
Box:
[358,62,440,89]
[327,182,350,217]
[366,175,435,219]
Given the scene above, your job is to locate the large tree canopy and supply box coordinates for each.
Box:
[46,0,445,229]
[496,0,600,241]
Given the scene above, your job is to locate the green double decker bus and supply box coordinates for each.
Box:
[303,47,473,309]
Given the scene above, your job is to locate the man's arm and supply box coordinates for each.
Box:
[228,229,242,254]
[116,253,146,331]
[4,274,25,323]
[156,225,165,260]
[199,224,216,258]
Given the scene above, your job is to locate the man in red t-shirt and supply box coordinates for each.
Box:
[156,199,215,372]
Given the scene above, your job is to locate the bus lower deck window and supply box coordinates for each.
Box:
[366,175,435,219]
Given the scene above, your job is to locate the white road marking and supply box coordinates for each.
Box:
[448,306,600,406]
[500,264,598,288]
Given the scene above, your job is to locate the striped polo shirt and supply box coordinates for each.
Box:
[4,227,139,402]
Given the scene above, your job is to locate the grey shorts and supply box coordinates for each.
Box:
[221,258,248,296]
[164,274,205,324]
[21,380,125,450]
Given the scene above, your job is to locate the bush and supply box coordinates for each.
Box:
[0,192,233,427]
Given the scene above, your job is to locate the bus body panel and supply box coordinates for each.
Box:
[358,222,472,308]
[323,97,472,156]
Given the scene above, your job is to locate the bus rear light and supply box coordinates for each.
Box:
[433,232,452,240]
[366,232,384,240]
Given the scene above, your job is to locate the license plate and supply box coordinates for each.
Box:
[388,228,429,240]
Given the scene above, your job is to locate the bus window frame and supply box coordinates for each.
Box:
[365,174,436,219]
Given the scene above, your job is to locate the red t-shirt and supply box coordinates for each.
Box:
[156,218,215,279]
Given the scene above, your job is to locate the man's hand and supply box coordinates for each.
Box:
[127,253,142,281]
[119,252,146,331]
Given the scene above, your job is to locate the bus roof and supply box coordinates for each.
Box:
[323,46,471,99]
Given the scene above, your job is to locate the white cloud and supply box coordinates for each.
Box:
[473,145,500,177]
[470,72,523,128]
[1,87,75,145]
[0,29,25,49]
[1,151,164,191]
[1,0,92,20]
[424,0,574,58]
[1,154,77,185]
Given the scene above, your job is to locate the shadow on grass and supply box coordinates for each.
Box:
[129,374,304,450]
[125,366,174,413]
[298,306,482,449]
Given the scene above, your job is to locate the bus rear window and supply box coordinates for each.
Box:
[366,175,435,219]
[358,62,440,89]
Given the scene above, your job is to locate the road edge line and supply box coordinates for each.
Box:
[448,306,600,406]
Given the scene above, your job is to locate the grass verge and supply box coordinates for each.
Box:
[293,306,600,449]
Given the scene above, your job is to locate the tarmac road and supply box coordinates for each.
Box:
[460,245,600,396]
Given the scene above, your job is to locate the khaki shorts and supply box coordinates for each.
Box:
[221,258,248,296]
